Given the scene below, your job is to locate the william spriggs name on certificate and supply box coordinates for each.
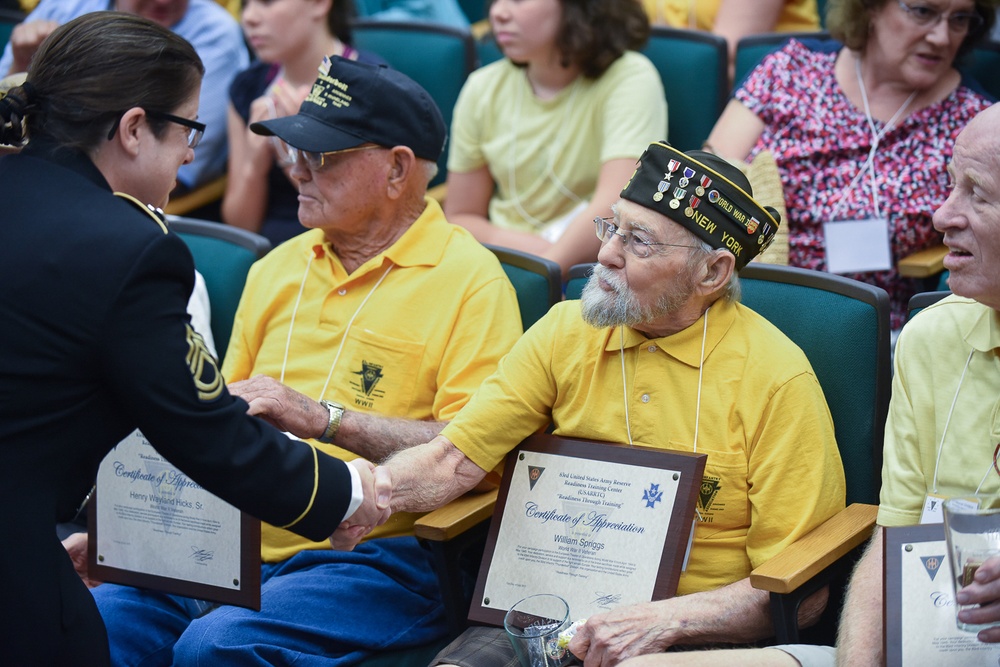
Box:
[483,454,677,618]
[95,430,243,589]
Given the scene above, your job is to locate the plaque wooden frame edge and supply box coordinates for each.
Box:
[88,489,262,611]
[468,433,707,627]
[883,522,947,666]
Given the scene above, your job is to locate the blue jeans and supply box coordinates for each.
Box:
[92,537,447,666]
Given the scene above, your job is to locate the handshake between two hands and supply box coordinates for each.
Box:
[330,460,393,551]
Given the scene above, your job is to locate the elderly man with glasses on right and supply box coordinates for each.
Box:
[705,0,996,332]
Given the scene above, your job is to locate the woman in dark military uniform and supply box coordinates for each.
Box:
[0,13,382,665]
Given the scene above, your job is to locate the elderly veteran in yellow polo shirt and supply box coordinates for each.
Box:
[317,142,847,666]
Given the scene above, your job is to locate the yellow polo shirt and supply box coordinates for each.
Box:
[223,199,523,562]
[879,296,1000,527]
[446,298,844,595]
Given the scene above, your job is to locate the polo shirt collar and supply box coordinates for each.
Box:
[604,297,738,368]
[965,302,1000,353]
[311,196,448,277]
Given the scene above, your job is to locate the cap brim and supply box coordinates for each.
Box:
[250,114,366,153]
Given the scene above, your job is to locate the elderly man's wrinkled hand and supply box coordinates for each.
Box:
[228,375,328,440]
[329,460,392,551]
[956,555,1000,642]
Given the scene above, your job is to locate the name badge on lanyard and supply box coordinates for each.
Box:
[823,217,893,274]
[921,493,980,524]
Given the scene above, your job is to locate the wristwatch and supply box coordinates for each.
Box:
[317,399,345,444]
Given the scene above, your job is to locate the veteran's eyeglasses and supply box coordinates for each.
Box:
[896,0,983,34]
[106,110,206,149]
[289,144,383,171]
[594,217,700,259]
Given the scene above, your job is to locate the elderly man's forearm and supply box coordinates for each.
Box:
[336,411,447,462]
[384,436,488,513]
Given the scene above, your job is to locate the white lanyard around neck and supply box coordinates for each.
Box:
[279,245,393,400]
[929,347,996,494]
[619,306,709,453]
[828,58,917,221]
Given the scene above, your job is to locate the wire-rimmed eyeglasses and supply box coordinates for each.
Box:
[594,217,700,259]
[106,110,206,149]
[896,0,983,34]
[288,144,383,171]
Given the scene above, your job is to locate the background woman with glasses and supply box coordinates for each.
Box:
[0,13,382,664]
[705,0,996,329]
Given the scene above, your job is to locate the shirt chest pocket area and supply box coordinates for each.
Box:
[671,442,749,531]
[335,328,426,416]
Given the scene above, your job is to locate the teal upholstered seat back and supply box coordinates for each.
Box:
[740,264,890,506]
[641,27,728,152]
[170,217,271,363]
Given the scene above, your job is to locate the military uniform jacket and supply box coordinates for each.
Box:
[0,142,353,665]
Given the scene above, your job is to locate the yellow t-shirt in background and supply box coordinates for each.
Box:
[642,0,819,32]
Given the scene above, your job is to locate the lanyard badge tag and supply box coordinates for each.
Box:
[823,218,892,274]
[921,493,980,524]
[920,493,947,524]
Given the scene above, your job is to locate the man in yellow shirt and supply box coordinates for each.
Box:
[310,143,847,666]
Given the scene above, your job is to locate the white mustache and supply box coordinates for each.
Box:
[591,265,628,295]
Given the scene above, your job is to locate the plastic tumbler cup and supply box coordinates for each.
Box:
[503,593,575,667]
[943,495,1000,632]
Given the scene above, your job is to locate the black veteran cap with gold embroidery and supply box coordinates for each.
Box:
[620,142,780,270]
[250,56,446,162]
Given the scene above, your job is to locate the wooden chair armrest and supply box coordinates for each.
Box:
[164,175,228,216]
[427,182,447,206]
[750,503,877,595]
[898,245,948,279]
[413,487,498,542]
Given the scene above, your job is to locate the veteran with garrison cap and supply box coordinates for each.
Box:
[323,141,848,666]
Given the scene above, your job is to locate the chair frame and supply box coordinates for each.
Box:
[484,244,562,330]
[907,290,951,317]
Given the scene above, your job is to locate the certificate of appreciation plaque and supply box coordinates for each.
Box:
[89,430,260,609]
[470,434,706,626]
[884,524,1000,666]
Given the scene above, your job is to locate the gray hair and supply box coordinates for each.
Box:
[685,237,742,303]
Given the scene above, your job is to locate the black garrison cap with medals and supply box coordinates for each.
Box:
[250,56,447,161]
[620,142,780,271]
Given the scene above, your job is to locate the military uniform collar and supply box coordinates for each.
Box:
[22,139,112,193]
[605,297,738,368]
